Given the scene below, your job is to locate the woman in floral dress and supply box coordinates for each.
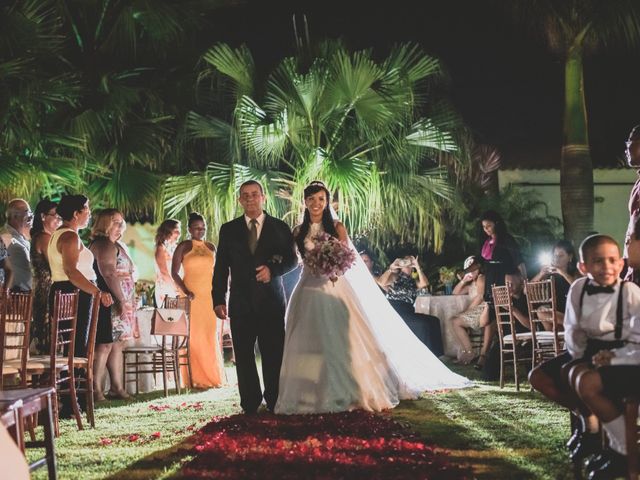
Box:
[90,209,139,400]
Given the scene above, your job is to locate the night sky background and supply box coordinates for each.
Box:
[209,0,640,169]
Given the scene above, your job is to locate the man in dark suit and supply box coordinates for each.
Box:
[213,180,297,414]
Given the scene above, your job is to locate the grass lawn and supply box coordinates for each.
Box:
[28,362,572,479]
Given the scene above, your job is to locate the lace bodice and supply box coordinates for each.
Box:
[303,222,324,251]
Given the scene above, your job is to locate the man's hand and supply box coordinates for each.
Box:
[214,305,228,319]
[593,350,615,367]
[256,265,272,283]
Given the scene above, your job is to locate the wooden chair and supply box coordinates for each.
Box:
[1,291,34,389]
[27,291,100,435]
[219,317,235,364]
[0,387,57,479]
[491,284,534,391]
[123,296,191,396]
[524,279,565,366]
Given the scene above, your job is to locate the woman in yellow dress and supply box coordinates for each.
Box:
[172,212,224,388]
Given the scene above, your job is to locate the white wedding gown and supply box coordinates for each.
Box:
[275,222,471,415]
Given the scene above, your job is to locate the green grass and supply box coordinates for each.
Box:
[27,362,573,479]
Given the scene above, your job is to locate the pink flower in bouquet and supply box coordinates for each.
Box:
[304,232,357,283]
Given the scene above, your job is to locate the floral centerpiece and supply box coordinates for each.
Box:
[304,232,357,284]
[438,266,457,294]
[135,280,155,307]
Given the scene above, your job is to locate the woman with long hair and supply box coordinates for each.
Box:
[154,219,182,307]
[475,210,525,370]
[30,199,61,354]
[531,239,581,328]
[275,181,470,415]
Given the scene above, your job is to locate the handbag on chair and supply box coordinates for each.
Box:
[151,308,188,336]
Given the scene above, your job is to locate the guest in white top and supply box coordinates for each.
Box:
[0,198,33,291]
[574,223,640,477]
[48,195,113,358]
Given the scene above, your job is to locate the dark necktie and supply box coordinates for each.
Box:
[584,283,615,295]
[248,219,258,254]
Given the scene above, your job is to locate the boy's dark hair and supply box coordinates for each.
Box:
[579,234,620,263]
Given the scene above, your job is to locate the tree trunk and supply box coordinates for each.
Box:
[560,48,593,248]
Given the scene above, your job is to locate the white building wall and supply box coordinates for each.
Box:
[499,168,637,246]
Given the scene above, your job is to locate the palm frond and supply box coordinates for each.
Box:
[202,43,255,99]
[236,96,288,167]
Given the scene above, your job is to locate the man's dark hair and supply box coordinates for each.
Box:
[239,180,264,194]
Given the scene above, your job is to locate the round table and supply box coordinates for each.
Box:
[414,295,472,357]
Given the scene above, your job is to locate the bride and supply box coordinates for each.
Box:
[275,181,471,415]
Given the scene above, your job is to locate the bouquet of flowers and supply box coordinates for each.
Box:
[304,232,357,284]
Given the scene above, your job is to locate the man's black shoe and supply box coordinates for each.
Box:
[588,450,627,480]
[569,432,601,462]
[586,451,610,474]
[567,427,582,451]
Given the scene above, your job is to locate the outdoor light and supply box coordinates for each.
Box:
[538,252,552,266]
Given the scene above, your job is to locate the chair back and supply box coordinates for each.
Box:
[491,284,516,341]
[0,291,34,388]
[84,293,101,364]
[162,296,191,318]
[524,279,564,356]
[161,296,190,347]
[49,290,79,385]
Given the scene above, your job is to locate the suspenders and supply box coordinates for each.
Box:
[579,280,626,340]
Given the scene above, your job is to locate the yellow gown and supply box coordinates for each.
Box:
[182,239,224,388]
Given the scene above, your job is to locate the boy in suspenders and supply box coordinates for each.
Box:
[573,227,640,479]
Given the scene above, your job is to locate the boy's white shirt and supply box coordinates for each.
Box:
[564,276,640,364]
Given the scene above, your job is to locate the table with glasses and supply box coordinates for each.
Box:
[414,294,472,358]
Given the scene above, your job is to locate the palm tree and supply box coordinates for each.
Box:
[0,0,240,212]
[0,0,87,203]
[504,0,640,246]
[168,40,467,251]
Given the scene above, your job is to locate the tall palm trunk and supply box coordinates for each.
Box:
[560,45,593,247]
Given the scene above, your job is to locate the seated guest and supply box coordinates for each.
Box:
[531,239,581,328]
[574,217,640,478]
[529,234,639,475]
[450,256,490,364]
[0,199,33,292]
[378,255,444,356]
[30,199,61,354]
[359,249,379,280]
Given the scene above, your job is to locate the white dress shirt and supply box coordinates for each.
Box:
[244,212,266,241]
[564,276,640,363]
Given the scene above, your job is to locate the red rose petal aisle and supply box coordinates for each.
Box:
[178,410,471,479]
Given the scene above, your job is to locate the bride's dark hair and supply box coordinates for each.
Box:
[296,181,338,257]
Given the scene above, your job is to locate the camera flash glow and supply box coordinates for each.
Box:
[538,252,552,266]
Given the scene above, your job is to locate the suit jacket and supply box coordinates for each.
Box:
[213,213,297,318]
